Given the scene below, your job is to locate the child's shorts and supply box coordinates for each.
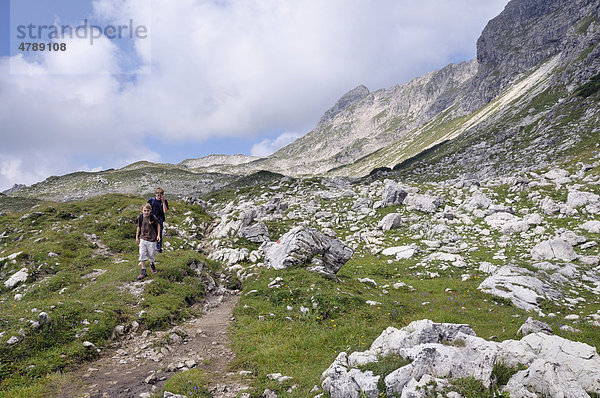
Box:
[139,239,156,263]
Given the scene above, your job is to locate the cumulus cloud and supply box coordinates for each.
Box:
[251,132,304,157]
[0,0,509,190]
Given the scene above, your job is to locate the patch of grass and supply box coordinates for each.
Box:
[159,368,211,398]
[358,354,410,393]
[491,361,526,387]
[575,73,600,98]
[576,14,598,35]
[446,377,509,398]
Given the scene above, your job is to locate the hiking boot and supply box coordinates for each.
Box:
[150,263,157,274]
[137,269,147,280]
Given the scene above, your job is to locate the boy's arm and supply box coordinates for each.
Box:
[157,223,161,241]
[136,226,140,245]
[162,199,168,215]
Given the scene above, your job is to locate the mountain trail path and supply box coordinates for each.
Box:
[50,293,249,398]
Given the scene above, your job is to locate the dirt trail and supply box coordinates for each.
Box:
[52,293,249,398]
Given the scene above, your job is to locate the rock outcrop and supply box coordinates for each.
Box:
[322,320,600,397]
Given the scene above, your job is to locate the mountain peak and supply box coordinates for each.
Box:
[318,85,370,125]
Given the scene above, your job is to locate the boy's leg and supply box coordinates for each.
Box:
[147,241,156,266]
[157,220,164,252]
[138,240,149,279]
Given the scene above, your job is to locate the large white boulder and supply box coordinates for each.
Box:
[531,238,577,261]
[567,190,600,209]
[261,226,353,277]
[404,194,444,213]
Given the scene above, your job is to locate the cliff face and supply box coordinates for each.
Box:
[466,0,600,110]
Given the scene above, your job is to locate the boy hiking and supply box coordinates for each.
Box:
[148,187,169,253]
[136,203,161,279]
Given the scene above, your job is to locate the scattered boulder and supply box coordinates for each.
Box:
[378,213,402,231]
[238,222,270,243]
[261,226,353,278]
[501,220,530,235]
[208,248,249,266]
[6,336,20,345]
[531,238,577,261]
[381,245,418,260]
[540,197,560,215]
[38,312,51,326]
[382,180,408,207]
[467,191,492,209]
[581,220,600,233]
[477,266,562,312]
[517,317,553,336]
[566,190,599,209]
[484,212,520,229]
[4,268,28,289]
[403,194,444,213]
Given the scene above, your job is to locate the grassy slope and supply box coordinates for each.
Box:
[0,194,224,397]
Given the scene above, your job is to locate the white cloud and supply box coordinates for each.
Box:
[0,0,509,191]
[251,132,304,157]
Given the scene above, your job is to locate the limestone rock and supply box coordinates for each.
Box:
[4,268,28,289]
[581,220,600,234]
[531,238,577,261]
[378,213,402,231]
[467,191,492,209]
[404,194,444,213]
[381,245,418,260]
[261,226,353,277]
[477,266,562,312]
[517,317,553,336]
[323,321,600,398]
[208,248,249,266]
[382,181,408,207]
[238,222,270,243]
[567,190,599,209]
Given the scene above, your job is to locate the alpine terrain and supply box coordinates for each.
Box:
[1,0,600,397]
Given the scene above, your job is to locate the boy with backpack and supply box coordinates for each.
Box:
[148,187,169,252]
[136,203,161,279]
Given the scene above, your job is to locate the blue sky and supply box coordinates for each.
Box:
[0,0,510,191]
